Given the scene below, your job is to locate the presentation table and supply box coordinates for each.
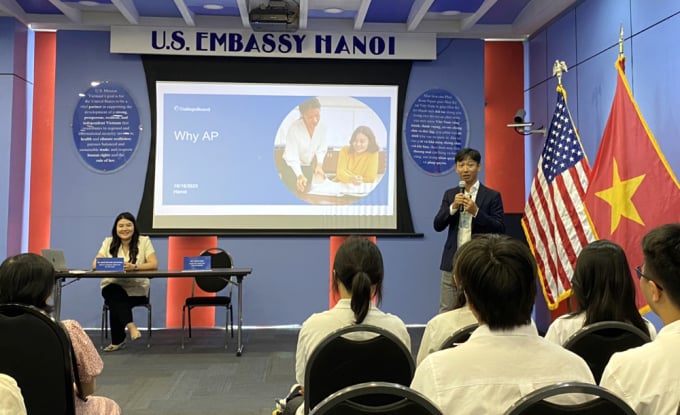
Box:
[54,268,253,356]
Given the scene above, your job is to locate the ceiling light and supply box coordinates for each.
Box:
[79,1,100,6]
[324,8,344,14]
[441,10,460,16]
[203,4,224,10]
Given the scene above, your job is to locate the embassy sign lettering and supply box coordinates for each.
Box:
[110,26,436,60]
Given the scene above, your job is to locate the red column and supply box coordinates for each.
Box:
[28,32,56,254]
[166,235,217,327]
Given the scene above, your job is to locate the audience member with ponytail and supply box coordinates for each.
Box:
[276,236,410,415]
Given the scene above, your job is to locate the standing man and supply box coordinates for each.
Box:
[434,148,505,312]
[600,223,680,415]
[281,97,327,193]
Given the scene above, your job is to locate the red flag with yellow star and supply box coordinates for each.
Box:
[584,56,680,309]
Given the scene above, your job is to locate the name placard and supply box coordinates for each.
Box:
[183,256,211,271]
[95,257,125,272]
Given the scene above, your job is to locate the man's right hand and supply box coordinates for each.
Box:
[296,174,308,192]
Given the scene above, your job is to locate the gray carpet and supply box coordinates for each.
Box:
[90,327,424,415]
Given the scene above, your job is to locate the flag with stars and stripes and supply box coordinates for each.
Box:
[521,85,594,310]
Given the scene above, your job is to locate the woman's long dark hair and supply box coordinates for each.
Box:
[0,253,55,313]
[332,237,384,324]
[571,240,650,336]
[109,211,140,264]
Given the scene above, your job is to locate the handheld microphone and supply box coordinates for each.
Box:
[458,180,466,213]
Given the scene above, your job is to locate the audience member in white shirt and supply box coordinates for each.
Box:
[545,240,656,345]
[411,234,595,415]
[601,223,680,415]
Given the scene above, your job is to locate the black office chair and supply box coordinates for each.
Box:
[308,381,442,415]
[503,382,636,415]
[563,321,650,383]
[0,304,77,415]
[304,324,415,414]
[181,247,234,349]
[439,323,479,350]
[101,287,152,349]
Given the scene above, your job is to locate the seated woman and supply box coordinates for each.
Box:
[416,269,477,365]
[93,211,158,352]
[545,239,656,345]
[0,253,121,415]
[334,126,380,185]
[279,236,410,415]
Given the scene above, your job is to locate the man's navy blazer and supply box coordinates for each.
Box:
[433,183,505,271]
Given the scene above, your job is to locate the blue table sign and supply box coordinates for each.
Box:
[183,256,211,271]
[95,257,125,272]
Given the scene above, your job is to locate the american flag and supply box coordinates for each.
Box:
[521,85,594,310]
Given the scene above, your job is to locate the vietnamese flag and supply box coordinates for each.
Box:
[584,56,680,309]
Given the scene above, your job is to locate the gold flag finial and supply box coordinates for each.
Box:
[553,60,568,85]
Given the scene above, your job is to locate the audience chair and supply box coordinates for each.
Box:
[181,247,234,349]
[563,321,650,383]
[439,323,479,350]
[503,381,636,415]
[304,324,415,414]
[308,381,442,415]
[101,288,152,349]
[0,304,77,415]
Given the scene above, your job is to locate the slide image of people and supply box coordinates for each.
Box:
[275,96,387,205]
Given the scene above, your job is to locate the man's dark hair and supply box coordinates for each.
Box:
[454,148,481,164]
[642,223,680,307]
[454,234,536,329]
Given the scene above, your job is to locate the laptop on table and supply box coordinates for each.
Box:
[41,249,86,274]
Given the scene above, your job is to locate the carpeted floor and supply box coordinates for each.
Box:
[91,327,424,415]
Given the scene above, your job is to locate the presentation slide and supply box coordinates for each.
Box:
[153,81,398,230]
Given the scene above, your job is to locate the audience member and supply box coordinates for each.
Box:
[600,223,680,414]
[416,255,477,365]
[545,239,656,345]
[0,253,121,415]
[411,234,594,414]
[93,211,158,352]
[0,374,26,415]
[278,236,410,415]
[334,125,380,185]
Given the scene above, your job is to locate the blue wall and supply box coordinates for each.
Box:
[50,33,487,328]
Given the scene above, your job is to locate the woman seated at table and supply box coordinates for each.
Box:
[93,211,158,352]
[0,253,121,415]
[334,126,380,185]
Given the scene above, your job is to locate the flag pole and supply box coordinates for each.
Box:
[619,24,624,58]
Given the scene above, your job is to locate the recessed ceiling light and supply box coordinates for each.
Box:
[441,10,461,16]
[79,0,100,6]
[203,4,224,10]
[324,8,344,14]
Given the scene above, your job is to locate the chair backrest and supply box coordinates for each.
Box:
[304,324,415,414]
[503,382,636,415]
[439,323,479,350]
[308,381,442,415]
[0,304,76,415]
[563,321,650,383]
[195,247,233,293]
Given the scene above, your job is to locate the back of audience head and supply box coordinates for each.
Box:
[333,236,383,324]
[571,239,649,335]
[642,223,680,309]
[451,250,466,309]
[0,253,55,313]
[454,234,536,330]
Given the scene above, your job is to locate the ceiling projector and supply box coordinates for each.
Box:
[249,0,299,32]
